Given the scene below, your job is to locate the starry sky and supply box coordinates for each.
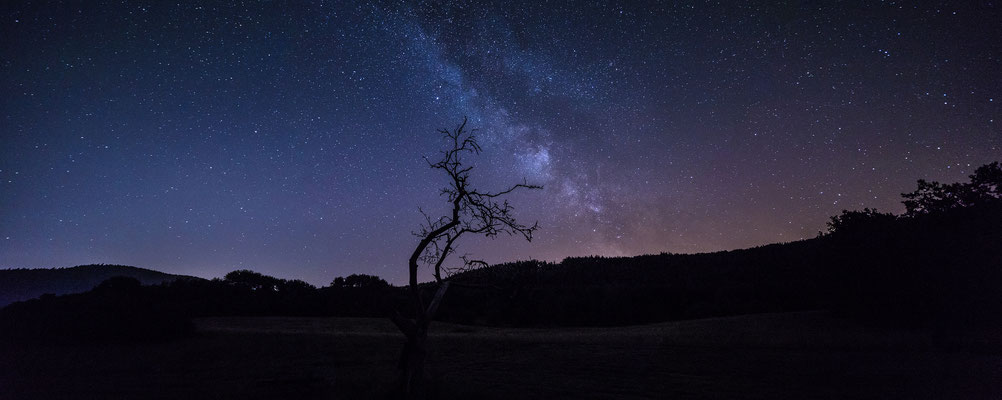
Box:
[1,1,999,285]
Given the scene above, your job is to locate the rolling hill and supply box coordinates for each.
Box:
[0,264,198,307]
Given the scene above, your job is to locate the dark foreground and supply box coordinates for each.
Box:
[2,312,1000,399]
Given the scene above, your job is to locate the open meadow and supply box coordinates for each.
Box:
[3,311,1000,399]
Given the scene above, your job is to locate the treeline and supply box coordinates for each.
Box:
[2,162,999,342]
[436,242,831,327]
[0,271,399,343]
[435,162,1002,328]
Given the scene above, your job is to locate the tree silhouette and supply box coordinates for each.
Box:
[392,117,541,398]
[902,161,1002,216]
[824,208,897,236]
[330,273,389,289]
[224,269,282,291]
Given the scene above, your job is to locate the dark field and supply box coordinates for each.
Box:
[2,312,1000,399]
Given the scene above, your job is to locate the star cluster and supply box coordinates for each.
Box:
[1,1,999,284]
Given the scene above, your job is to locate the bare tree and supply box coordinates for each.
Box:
[391,117,541,397]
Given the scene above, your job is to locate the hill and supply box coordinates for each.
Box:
[0,264,197,307]
[2,162,997,343]
[432,201,1001,328]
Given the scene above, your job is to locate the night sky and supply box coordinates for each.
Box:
[1,1,999,285]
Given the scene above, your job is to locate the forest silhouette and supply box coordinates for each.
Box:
[2,162,999,345]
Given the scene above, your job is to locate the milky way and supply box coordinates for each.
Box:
[1,1,999,284]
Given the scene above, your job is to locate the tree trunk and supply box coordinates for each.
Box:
[398,323,429,398]
[392,282,450,399]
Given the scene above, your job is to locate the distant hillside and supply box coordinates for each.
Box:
[436,239,833,326]
[0,264,198,307]
[434,203,1002,327]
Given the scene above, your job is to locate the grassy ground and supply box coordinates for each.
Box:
[2,312,1000,399]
